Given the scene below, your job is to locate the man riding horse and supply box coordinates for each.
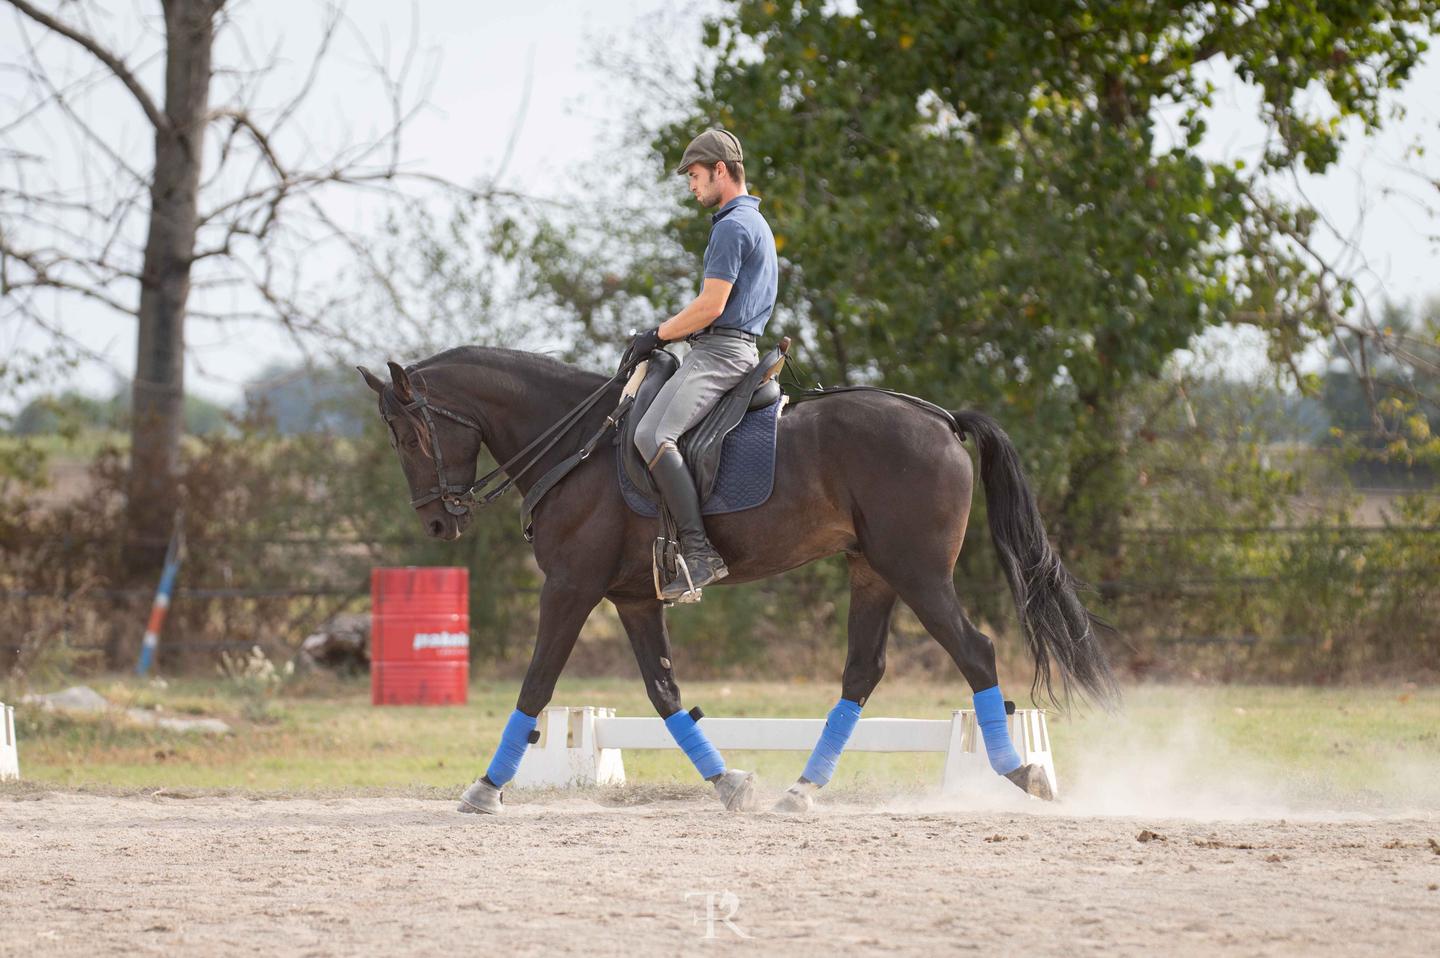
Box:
[625,129,779,604]
[362,125,1116,817]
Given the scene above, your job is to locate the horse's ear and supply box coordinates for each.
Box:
[357,366,385,394]
[386,361,414,402]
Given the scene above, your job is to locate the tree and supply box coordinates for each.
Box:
[649,0,1439,562]
[1322,297,1440,465]
[0,0,463,576]
[11,386,227,436]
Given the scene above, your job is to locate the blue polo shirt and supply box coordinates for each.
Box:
[702,194,778,336]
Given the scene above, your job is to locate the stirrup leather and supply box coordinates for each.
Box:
[670,553,701,603]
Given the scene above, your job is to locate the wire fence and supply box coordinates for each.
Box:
[3,526,1436,671]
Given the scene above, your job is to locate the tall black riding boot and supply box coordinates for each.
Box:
[648,445,729,602]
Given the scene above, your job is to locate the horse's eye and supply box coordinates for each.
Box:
[404,436,420,449]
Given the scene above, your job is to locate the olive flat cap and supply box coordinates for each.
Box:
[674,129,744,175]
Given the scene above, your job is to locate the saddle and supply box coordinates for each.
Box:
[617,339,788,514]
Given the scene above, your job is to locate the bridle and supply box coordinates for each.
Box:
[382,388,491,516]
[381,365,628,519]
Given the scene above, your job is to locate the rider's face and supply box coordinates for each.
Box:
[686,164,725,208]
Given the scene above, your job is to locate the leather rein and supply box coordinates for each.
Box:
[380,353,958,538]
[381,367,625,520]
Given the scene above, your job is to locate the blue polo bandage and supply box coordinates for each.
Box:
[801,698,863,786]
[664,709,726,780]
[973,685,1022,775]
[484,709,538,787]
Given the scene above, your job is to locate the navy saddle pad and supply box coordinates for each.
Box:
[617,397,783,517]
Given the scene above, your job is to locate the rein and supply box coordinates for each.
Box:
[383,368,624,518]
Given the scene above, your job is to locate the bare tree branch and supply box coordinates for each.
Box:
[493,44,536,189]
[3,0,169,133]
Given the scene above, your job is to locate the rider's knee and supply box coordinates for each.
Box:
[636,423,680,470]
[634,425,659,465]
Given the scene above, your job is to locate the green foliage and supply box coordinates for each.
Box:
[1091,370,1440,681]
[653,0,1439,549]
[241,364,368,437]
[10,387,229,437]
[12,391,118,437]
[0,397,542,675]
[1321,298,1440,466]
[0,345,83,496]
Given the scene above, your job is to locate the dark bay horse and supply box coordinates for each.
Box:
[360,346,1116,814]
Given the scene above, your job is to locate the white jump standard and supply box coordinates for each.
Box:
[484,703,1057,811]
[0,702,19,782]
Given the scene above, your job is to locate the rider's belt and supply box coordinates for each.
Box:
[686,326,756,344]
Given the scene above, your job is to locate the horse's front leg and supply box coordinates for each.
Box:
[613,596,758,812]
[458,576,602,815]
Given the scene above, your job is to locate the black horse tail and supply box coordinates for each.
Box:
[951,410,1119,710]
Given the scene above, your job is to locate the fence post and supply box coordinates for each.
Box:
[0,703,18,781]
[136,512,185,676]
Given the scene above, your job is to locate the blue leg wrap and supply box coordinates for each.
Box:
[973,685,1022,775]
[801,698,863,786]
[664,709,726,780]
[484,709,538,787]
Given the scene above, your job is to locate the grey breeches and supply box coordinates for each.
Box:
[633,335,759,467]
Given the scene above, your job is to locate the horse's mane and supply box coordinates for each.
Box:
[381,346,612,460]
[410,345,607,385]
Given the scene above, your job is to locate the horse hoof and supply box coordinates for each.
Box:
[771,781,817,815]
[1003,763,1055,802]
[457,777,503,815]
[713,769,759,812]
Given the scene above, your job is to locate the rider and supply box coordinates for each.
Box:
[627,129,779,603]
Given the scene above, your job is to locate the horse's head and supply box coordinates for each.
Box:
[360,361,484,541]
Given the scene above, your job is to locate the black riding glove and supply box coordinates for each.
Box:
[621,326,664,373]
[630,326,663,356]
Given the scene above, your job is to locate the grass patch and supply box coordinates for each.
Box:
[4,676,1436,805]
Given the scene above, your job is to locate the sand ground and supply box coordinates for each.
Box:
[2,786,1437,957]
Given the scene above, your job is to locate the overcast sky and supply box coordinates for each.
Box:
[3,0,1438,407]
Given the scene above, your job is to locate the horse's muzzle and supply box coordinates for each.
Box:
[424,510,467,541]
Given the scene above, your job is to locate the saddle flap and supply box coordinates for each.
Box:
[618,394,782,519]
[682,343,788,502]
[617,340,787,510]
[618,348,679,494]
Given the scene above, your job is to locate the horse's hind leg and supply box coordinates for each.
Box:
[871,556,1054,801]
[613,596,758,812]
[773,556,897,814]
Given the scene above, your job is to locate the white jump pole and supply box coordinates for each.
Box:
[0,703,18,782]
[508,705,1056,798]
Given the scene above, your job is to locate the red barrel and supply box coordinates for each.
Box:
[370,567,469,705]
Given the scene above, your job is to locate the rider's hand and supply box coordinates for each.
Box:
[621,326,663,373]
[628,326,663,357]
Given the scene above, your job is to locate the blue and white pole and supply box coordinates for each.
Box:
[136,516,184,676]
